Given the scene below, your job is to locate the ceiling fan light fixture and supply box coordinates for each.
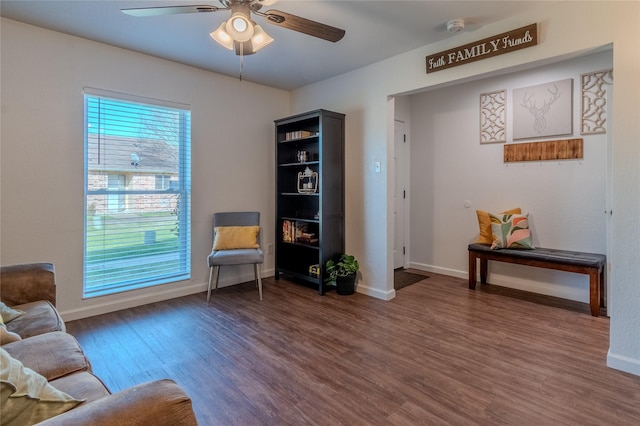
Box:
[210,21,234,50]
[249,24,273,52]
[123,1,347,57]
[233,25,273,56]
[225,12,254,42]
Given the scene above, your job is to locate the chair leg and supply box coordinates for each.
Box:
[207,266,214,303]
[214,266,221,291]
[207,266,221,304]
[254,263,263,301]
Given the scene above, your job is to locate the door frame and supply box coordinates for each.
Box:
[394,119,409,269]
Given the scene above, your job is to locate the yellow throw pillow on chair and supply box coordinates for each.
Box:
[213,226,260,250]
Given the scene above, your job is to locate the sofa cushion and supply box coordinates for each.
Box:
[0,263,57,306]
[2,332,91,381]
[1,347,84,426]
[36,379,198,426]
[5,300,65,339]
[50,372,111,404]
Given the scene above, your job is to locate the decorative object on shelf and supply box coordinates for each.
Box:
[296,150,308,162]
[480,89,507,144]
[513,78,573,140]
[309,264,320,278]
[325,254,359,295]
[297,166,318,193]
[581,69,613,135]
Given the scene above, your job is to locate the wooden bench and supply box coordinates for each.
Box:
[468,243,606,316]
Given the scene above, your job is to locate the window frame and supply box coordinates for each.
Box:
[83,88,191,298]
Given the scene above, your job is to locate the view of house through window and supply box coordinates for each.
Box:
[84,89,191,297]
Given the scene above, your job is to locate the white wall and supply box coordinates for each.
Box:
[290,2,640,376]
[0,18,289,320]
[408,51,611,303]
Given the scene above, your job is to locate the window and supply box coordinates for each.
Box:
[107,175,126,212]
[155,174,171,190]
[84,88,191,297]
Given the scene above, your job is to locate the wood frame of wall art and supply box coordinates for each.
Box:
[581,69,613,135]
[512,78,573,140]
[479,89,507,144]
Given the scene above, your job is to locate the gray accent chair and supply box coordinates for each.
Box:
[207,211,264,302]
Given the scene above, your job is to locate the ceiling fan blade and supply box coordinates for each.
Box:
[121,5,222,17]
[264,10,345,42]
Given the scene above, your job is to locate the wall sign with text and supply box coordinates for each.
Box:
[426,24,538,74]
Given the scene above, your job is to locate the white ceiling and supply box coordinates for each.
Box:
[0,1,545,91]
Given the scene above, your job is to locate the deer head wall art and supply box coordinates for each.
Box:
[512,78,573,140]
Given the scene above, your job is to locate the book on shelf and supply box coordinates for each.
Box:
[282,220,318,245]
[284,130,317,140]
[296,224,318,245]
[282,220,295,243]
[297,231,318,245]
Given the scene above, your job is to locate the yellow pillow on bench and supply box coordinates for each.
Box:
[476,207,521,244]
[213,226,260,250]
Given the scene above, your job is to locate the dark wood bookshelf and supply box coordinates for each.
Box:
[274,109,345,294]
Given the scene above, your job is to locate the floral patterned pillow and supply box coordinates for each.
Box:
[476,207,521,244]
[489,213,535,250]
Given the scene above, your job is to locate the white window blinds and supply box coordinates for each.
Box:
[83,89,191,297]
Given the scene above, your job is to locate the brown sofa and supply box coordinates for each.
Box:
[0,263,198,425]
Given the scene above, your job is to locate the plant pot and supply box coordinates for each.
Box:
[335,274,356,295]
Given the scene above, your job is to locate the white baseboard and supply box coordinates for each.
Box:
[357,283,396,301]
[408,261,587,303]
[61,267,276,321]
[409,262,467,279]
[60,283,207,321]
[607,350,640,377]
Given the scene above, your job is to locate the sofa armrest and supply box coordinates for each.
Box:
[0,263,56,306]
[36,379,198,426]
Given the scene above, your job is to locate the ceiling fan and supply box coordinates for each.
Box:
[121,0,346,55]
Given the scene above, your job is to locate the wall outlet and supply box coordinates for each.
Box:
[267,243,273,254]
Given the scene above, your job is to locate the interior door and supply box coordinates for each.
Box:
[605,86,613,310]
[393,120,407,269]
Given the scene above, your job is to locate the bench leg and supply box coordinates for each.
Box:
[600,267,606,310]
[468,252,477,289]
[589,269,600,317]
[480,258,488,284]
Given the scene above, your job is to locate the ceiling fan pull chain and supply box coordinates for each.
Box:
[239,43,244,81]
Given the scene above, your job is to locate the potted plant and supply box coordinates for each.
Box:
[325,254,359,295]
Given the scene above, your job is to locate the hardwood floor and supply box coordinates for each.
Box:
[66,273,640,425]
